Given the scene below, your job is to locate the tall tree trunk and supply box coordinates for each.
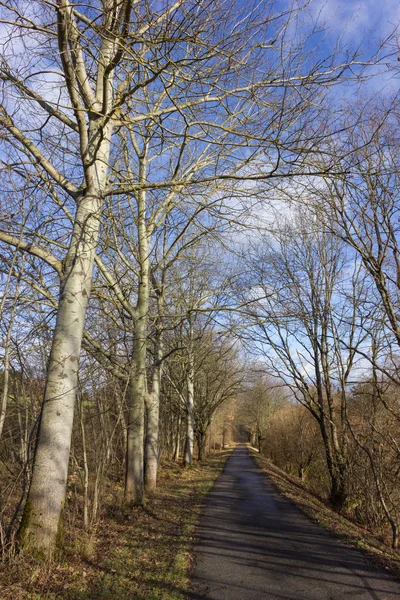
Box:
[320,330,348,510]
[0,255,21,439]
[10,0,133,552]
[197,431,206,461]
[318,413,346,510]
[125,179,149,505]
[79,397,89,530]
[313,340,347,511]
[174,411,181,462]
[144,359,162,491]
[184,332,195,467]
[257,429,262,453]
[19,159,109,552]
[0,292,16,439]
[125,352,146,505]
[144,285,164,491]
[116,384,128,450]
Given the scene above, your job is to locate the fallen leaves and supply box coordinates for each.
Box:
[0,451,231,600]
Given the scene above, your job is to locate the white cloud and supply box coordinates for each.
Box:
[309,0,400,41]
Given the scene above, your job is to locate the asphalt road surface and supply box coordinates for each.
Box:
[189,446,400,600]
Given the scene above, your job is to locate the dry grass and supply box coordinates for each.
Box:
[249,447,400,579]
[0,450,231,600]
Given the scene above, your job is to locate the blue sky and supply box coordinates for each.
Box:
[308,0,399,65]
[308,0,399,38]
[303,0,400,95]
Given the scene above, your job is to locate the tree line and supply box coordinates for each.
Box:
[236,110,400,548]
[0,0,398,556]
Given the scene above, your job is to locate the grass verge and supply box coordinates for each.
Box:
[249,447,400,579]
[0,450,231,600]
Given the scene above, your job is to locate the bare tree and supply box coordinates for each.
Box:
[238,211,366,508]
[194,335,242,461]
[0,0,379,552]
[0,0,197,552]
[238,375,282,453]
[312,107,400,378]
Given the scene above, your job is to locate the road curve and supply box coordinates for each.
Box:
[189,446,400,600]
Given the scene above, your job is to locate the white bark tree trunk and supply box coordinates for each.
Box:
[19,194,101,551]
[184,322,195,467]
[174,411,181,462]
[2,0,135,553]
[144,375,160,491]
[144,338,163,491]
[144,282,164,490]
[19,123,112,551]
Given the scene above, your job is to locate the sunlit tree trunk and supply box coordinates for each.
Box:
[11,0,134,553]
[184,319,195,467]
[144,290,164,490]
[125,330,146,505]
[125,178,149,505]
[79,396,89,530]
[144,358,162,491]
[174,411,182,462]
[19,176,109,551]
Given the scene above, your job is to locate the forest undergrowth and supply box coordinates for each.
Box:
[0,450,231,600]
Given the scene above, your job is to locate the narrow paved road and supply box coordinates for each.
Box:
[189,446,400,600]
